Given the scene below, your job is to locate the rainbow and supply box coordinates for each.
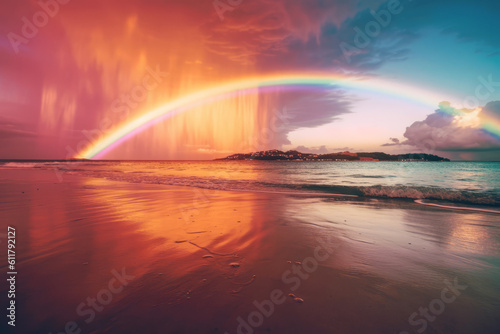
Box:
[76,73,465,159]
[481,109,500,141]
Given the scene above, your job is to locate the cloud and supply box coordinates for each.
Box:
[390,137,400,144]
[271,88,353,147]
[196,0,500,86]
[330,146,356,151]
[482,100,500,118]
[381,140,403,147]
[292,145,357,154]
[294,145,330,154]
[399,101,500,152]
[0,116,38,139]
[381,137,401,146]
[202,0,413,71]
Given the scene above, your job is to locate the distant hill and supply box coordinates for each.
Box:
[215,149,450,162]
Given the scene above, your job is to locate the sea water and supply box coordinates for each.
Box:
[2,160,499,207]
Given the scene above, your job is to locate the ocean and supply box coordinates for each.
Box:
[2,160,499,208]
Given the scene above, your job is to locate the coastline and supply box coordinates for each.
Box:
[1,168,499,333]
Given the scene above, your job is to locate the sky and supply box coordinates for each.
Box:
[0,0,499,160]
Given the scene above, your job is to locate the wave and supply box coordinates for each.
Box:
[414,200,500,214]
[68,173,500,207]
[0,162,40,168]
[297,184,499,205]
[28,162,500,207]
[349,174,396,179]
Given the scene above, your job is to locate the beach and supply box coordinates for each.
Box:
[0,166,499,333]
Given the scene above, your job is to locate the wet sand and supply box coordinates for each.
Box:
[0,169,499,334]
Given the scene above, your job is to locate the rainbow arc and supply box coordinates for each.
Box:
[77,73,498,159]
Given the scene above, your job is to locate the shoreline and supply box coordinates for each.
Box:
[0,168,499,333]
[3,164,500,212]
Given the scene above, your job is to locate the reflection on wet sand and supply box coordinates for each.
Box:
[0,170,283,333]
[81,176,273,280]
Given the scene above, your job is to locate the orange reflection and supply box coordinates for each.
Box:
[79,177,268,280]
[447,215,500,254]
[15,169,277,332]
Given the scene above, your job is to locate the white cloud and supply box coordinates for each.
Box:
[397,101,500,152]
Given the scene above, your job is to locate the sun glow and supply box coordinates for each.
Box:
[453,108,482,128]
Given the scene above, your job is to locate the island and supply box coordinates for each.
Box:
[215,150,450,162]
